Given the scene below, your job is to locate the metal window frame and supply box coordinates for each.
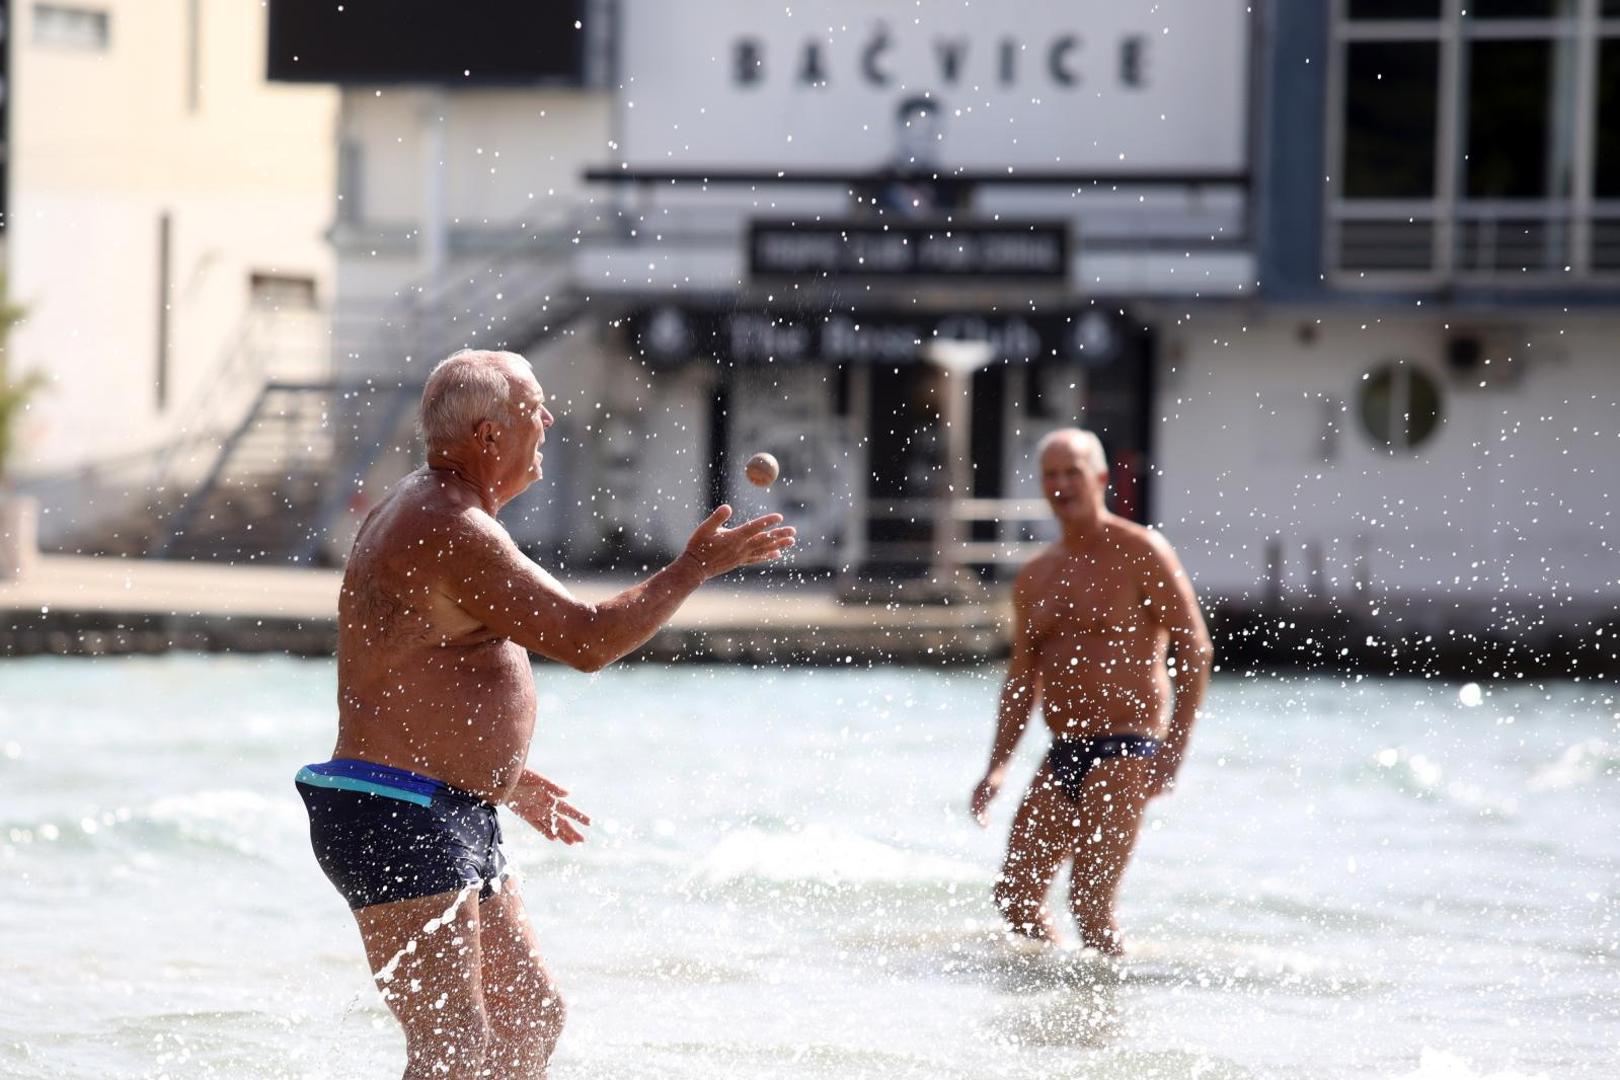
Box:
[1326,0,1614,286]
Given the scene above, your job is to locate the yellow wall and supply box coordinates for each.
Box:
[7,0,337,474]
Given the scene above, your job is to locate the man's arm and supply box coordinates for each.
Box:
[441,505,793,672]
[970,571,1041,826]
[1142,530,1213,795]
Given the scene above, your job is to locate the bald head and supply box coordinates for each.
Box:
[1036,427,1108,476]
[419,349,535,451]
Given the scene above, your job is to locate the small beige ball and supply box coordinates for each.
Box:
[744,452,780,487]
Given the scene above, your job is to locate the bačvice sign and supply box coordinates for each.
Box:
[615,0,1250,175]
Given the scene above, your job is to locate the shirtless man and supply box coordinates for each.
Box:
[969,429,1211,954]
[294,349,794,1079]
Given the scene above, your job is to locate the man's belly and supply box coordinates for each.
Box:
[334,643,537,802]
[1036,643,1170,739]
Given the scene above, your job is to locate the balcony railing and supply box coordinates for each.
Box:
[1328,200,1620,284]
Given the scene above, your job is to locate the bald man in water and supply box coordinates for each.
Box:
[970,428,1211,954]
[295,349,794,1078]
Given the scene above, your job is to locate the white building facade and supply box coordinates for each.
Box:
[300,0,1617,631]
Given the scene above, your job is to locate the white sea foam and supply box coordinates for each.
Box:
[1528,739,1620,792]
[1369,747,1517,817]
[698,823,976,886]
[1392,1048,1549,1080]
[142,789,303,856]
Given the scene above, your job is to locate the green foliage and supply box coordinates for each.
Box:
[0,370,45,480]
[0,275,36,481]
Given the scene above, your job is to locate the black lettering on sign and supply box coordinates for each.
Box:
[724,31,1153,92]
[935,38,969,85]
[798,41,826,86]
[735,38,763,85]
[1120,35,1147,88]
[862,24,893,86]
[1049,35,1079,86]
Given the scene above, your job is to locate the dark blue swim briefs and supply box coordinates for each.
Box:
[295,759,507,911]
[1046,735,1162,803]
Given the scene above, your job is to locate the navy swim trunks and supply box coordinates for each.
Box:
[295,758,508,910]
[1046,735,1162,803]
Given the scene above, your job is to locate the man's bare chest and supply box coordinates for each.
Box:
[1028,559,1144,638]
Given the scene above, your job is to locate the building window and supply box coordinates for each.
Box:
[1597,39,1620,197]
[1465,39,1575,200]
[250,272,318,310]
[1358,363,1442,453]
[1349,0,1439,19]
[1343,41,1440,199]
[1470,0,1577,15]
[1328,0,1618,283]
[33,4,110,51]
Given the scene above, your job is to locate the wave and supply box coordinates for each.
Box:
[583,1039,962,1080]
[2,789,302,859]
[1391,1048,1549,1080]
[1528,739,1620,791]
[854,922,1378,1003]
[1363,748,1518,817]
[696,824,978,889]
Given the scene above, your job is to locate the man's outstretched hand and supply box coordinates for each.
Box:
[508,770,591,844]
[679,505,796,580]
[969,773,1002,828]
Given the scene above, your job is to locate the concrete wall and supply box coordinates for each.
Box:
[324,85,614,551]
[7,0,337,476]
[1155,309,1620,617]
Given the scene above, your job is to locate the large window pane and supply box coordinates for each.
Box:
[1466,39,1574,199]
[1349,0,1440,18]
[1468,0,1575,16]
[1597,40,1620,198]
[1343,42,1439,199]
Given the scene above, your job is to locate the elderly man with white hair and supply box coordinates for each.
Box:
[970,427,1211,955]
[295,349,794,1079]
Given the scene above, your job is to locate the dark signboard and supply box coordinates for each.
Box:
[749,220,1069,281]
[267,0,585,85]
[629,305,1131,368]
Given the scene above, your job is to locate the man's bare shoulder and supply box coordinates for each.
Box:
[1016,546,1063,581]
[1013,545,1067,599]
[1103,517,1177,562]
[357,475,513,571]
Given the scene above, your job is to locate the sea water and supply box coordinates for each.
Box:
[2,656,1615,1079]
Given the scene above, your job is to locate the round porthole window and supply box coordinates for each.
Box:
[1358,361,1442,453]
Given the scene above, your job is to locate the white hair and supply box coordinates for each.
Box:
[418,349,532,450]
[1035,427,1108,474]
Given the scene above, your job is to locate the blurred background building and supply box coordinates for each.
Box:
[3,0,336,548]
[11,0,1618,634]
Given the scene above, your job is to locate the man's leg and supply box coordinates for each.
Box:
[994,769,1080,941]
[478,883,567,1079]
[354,887,489,1080]
[1067,757,1156,954]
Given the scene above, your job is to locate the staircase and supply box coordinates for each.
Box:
[149,221,601,564]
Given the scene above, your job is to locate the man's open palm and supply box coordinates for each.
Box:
[681,505,796,578]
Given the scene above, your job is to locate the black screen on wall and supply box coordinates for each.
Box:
[267,0,585,84]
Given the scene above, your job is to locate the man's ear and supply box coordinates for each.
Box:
[475,418,502,447]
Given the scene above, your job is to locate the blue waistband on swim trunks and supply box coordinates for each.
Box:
[295,758,446,808]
